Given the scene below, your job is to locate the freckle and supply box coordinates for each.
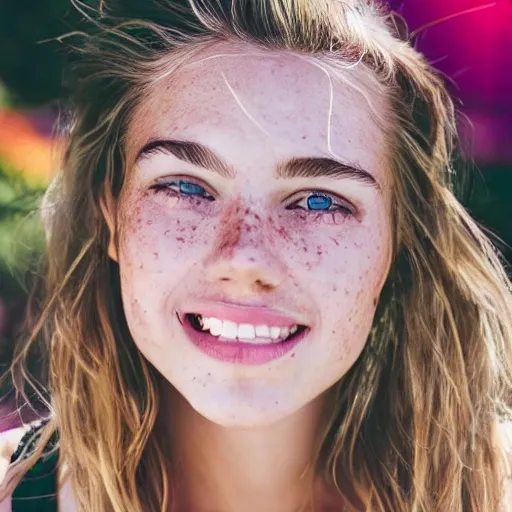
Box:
[302,135,307,140]
[277,226,291,241]
[331,330,335,335]
[345,289,349,296]
[140,264,143,270]
[146,220,152,226]
[332,285,337,292]
[249,257,255,262]
[164,230,170,235]
[176,237,185,243]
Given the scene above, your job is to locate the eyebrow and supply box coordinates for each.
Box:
[136,139,235,178]
[135,139,380,189]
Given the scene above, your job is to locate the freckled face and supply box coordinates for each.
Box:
[115,45,393,427]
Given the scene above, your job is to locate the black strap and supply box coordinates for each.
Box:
[10,419,59,511]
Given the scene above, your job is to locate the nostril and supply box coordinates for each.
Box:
[255,279,273,291]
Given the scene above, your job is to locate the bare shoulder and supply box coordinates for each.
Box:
[0,426,31,511]
[57,462,80,512]
[497,421,512,511]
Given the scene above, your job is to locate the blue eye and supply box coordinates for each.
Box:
[179,181,206,196]
[151,179,214,201]
[307,194,333,211]
[286,191,354,217]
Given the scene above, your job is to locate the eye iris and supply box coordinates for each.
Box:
[307,194,332,211]
[179,181,204,195]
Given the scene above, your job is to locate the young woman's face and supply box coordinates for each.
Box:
[113,45,393,427]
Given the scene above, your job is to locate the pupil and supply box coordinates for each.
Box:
[180,181,203,195]
[307,194,332,210]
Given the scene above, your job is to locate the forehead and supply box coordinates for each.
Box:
[127,43,392,183]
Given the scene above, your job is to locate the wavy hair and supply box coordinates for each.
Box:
[2,1,511,510]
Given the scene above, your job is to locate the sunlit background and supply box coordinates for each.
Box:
[0,0,511,427]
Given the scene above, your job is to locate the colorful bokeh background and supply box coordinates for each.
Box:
[0,0,511,425]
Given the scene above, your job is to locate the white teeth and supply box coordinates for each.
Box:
[221,321,238,340]
[255,325,270,337]
[238,324,255,340]
[269,327,281,340]
[208,318,223,336]
[194,316,300,343]
[201,317,210,330]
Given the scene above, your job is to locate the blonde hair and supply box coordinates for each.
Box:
[3,1,512,510]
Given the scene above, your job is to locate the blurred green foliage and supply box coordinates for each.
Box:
[0,161,45,303]
[0,161,45,387]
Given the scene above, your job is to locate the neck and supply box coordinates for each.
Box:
[166,387,335,512]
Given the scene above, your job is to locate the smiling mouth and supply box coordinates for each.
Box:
[185,313,308,344]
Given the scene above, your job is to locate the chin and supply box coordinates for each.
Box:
[186,391,300,428]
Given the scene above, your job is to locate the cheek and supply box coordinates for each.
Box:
[118,192,212,275]
[115,192,214,337]
[279,213,391,351]
[279,210,390,290]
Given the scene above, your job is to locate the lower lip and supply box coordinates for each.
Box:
[181,316,307,365]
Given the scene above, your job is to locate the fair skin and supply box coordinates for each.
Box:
[108,43,393,511]
[0,43,393,511]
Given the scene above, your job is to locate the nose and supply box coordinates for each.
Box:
[204,204,287,295]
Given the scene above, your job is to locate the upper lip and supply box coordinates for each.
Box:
[178,301,310,328]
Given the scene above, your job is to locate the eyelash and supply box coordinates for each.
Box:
[150,180,215,201]
[285,191,355,217]
[150,179,355,217]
